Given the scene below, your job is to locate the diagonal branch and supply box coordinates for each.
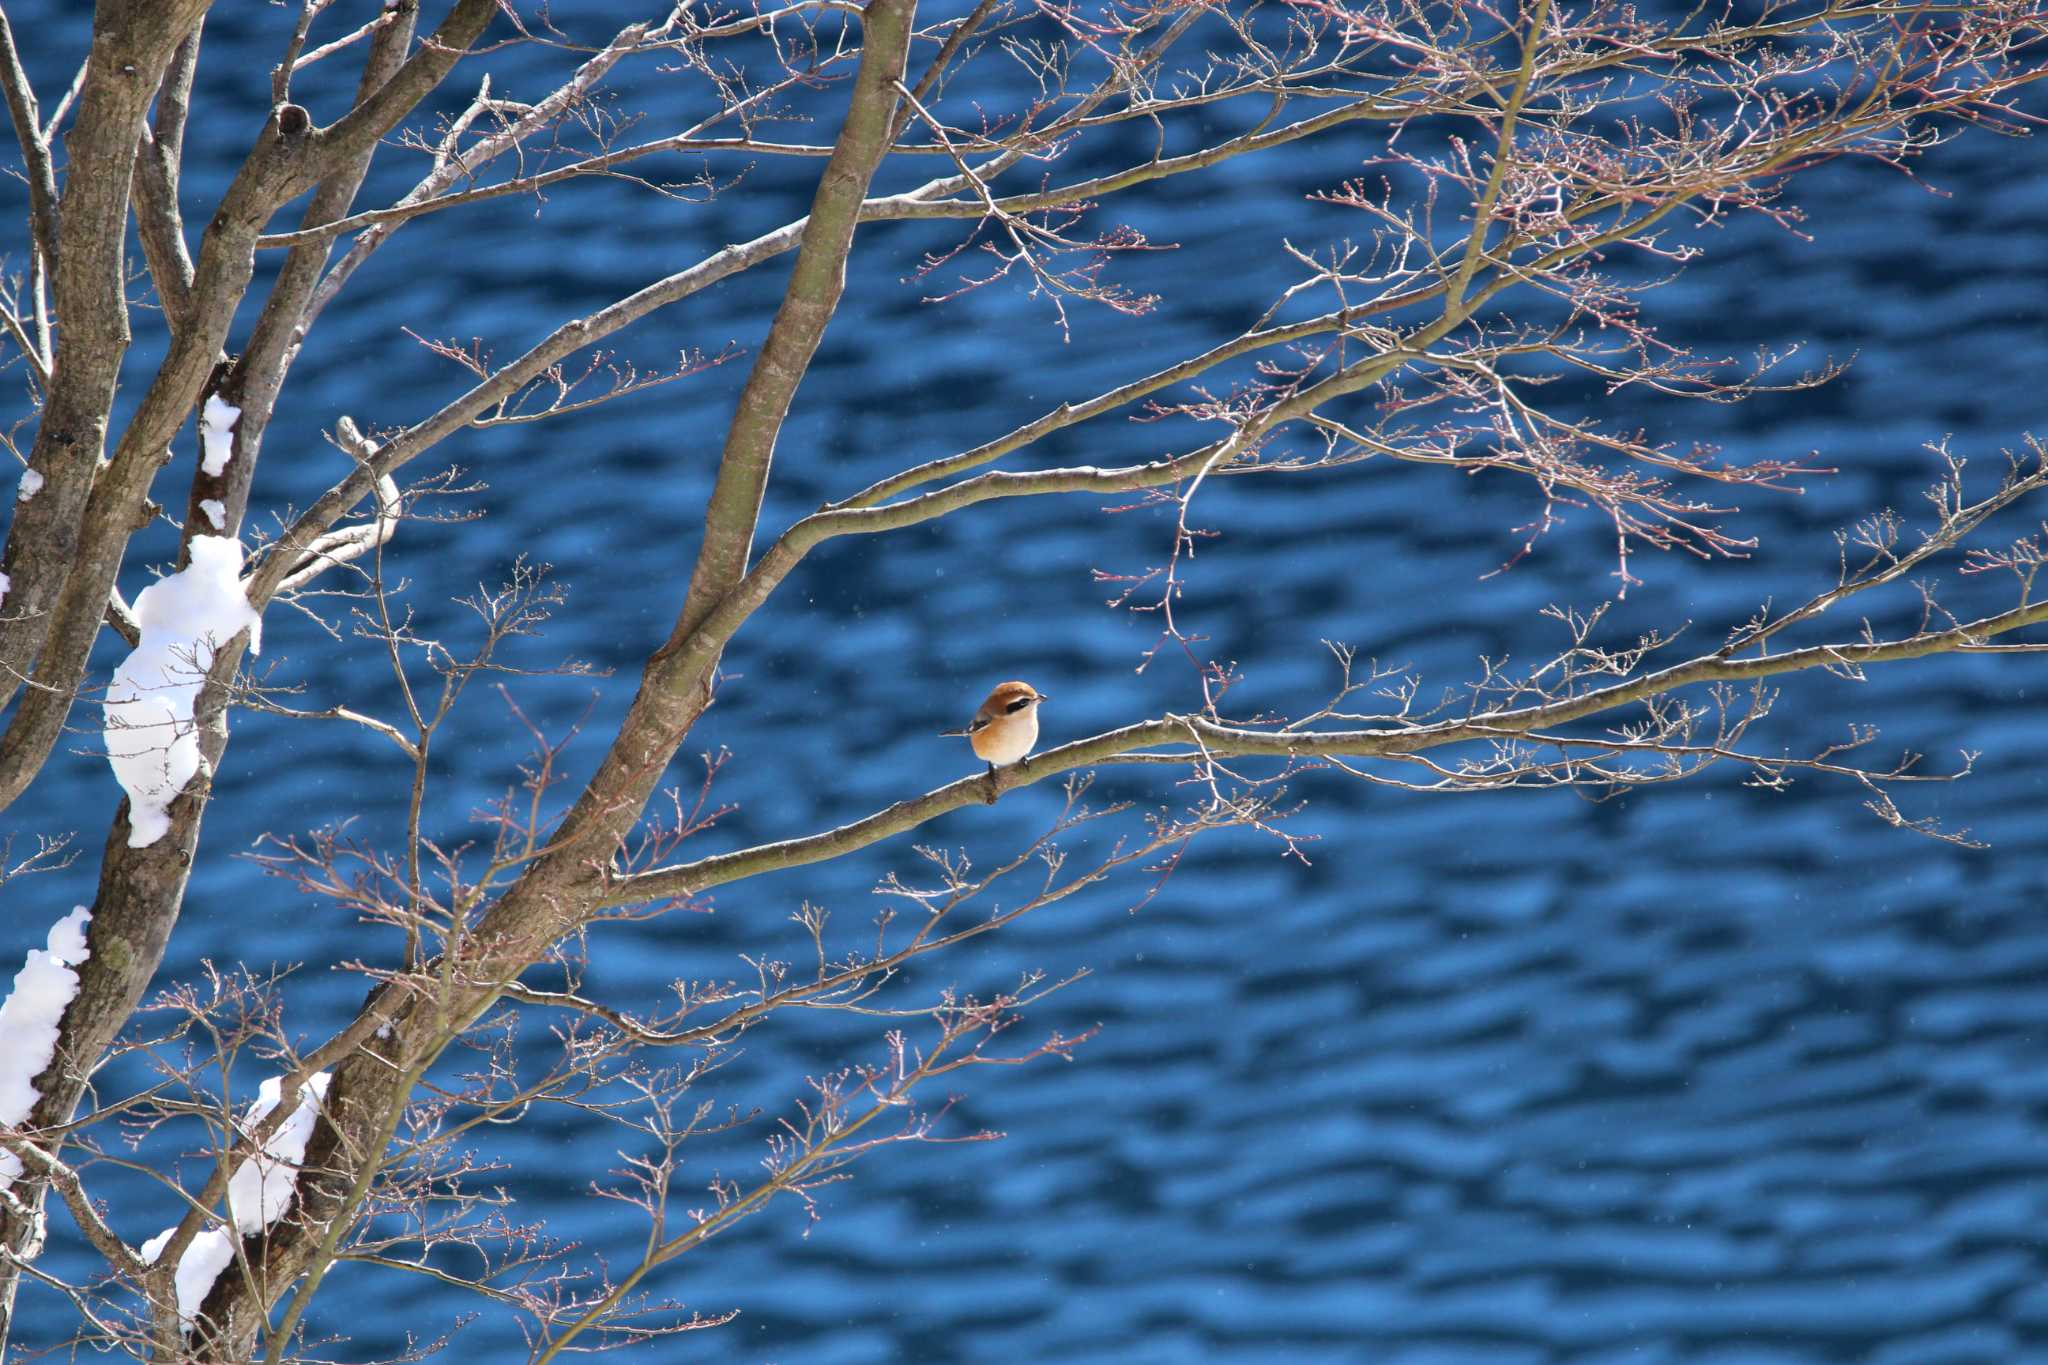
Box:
[196,2,420,551]
[1446,0,1552,314]
[300,13,660,340]
[665,0,917,649]
[0,5,58,274]
[132,26,201,335]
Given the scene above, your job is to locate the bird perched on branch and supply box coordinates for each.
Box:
[941,680,1049,799]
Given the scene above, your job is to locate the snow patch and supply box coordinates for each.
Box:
[139,1071,329,1329]
[199,498,226,530]
[0,907,93,1194]
[0,572,10,608]
[103,536,261,848]
[141,1225,236,1327]
[15,468,41,502]
[199,395,240,477]
[227,1073,329,1231]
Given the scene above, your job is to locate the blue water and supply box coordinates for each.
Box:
[3,3,2047,1361]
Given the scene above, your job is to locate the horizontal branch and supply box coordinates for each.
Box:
[253,87,1413,253]
[249,0,1965,254]
[605,597,2048,907]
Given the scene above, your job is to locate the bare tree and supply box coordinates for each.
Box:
[0,0,2043,1358]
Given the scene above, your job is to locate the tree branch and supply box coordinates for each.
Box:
[0,0,496,814]
[607,596,2048,907]
[0,5,59,274]
[131,25,201,335]
[0,0,208,727]
[196,1,420,552]
[666,0,916,648]
[304,13,659,339]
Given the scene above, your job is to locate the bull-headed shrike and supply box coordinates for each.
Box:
[941,680,1049,800]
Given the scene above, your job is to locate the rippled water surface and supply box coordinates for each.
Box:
[3,3,2047,1361]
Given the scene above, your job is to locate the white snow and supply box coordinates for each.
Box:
[225,1073,329,1232]
[199,395,240,478]
[0,572,9,608]
[15,468,41,502]
[199,498,226,530]
[141,1225,236,1326]
[139,1071,329,1329]
[0,907,92,1193]
[102,536,262,848]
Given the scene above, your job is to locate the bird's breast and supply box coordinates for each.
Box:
[972,710,1038,765]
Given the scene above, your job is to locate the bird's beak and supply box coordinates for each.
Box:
[1036,693,1050,703]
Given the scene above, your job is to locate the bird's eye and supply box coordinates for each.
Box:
[1005,696,1033,714]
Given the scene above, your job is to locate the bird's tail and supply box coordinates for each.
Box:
[937,727,970,738]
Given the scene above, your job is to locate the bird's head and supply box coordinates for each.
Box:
[986,680,1048,716]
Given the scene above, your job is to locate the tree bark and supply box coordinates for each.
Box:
[0,0,495,813]
[0,3,494,1346]
[188,1,920,1353]
[0,1,208,720]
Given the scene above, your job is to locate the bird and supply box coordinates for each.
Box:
[940,680,1049,800]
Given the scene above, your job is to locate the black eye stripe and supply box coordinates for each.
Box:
[1004,696,1034,714]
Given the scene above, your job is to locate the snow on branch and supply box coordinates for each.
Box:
[0,905,91,1194]
[102,536,261,848]
[140,1072,330,1330]
[198,395,240,479]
